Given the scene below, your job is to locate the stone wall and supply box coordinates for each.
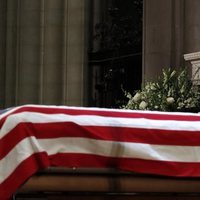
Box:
[0,0,89,108]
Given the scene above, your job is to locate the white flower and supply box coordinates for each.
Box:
[166,97,175,104]
[133,93,141,102]
[126,92,132,99]
[139,101,148,110]
[150,83,156,90]
[127,99,134,106]
[145,84,150,90]
[186,98,192,103]
[178,102,184,108]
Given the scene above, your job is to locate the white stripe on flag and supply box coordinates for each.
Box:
[38,137,200,162]
[0,137,43,184]
[2,136,200,185]
[1,112,200,139]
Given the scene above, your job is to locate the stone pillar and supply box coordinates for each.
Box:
[63,0,89,106]
[143,0,184,81]
[143,0,172,81]
[1,0,89,108]
[5,0,19,107]
[184,0,200,53]
[0,0,7,108]
[143,0,200,82]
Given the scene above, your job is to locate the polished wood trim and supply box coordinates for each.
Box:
[18,168,200,194]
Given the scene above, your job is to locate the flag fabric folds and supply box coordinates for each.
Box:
[1,104,200,199]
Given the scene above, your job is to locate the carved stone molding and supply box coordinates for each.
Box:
[184,52,200,85]
[184,51,200,61]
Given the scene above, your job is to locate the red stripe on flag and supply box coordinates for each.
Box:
[1,106,200,129]
[0,123,36,159]
[33,122,200,146]
[1,121,200,160]
[49,153,200,177]
[0,152,49,200]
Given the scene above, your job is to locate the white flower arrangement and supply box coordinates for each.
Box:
[123,68,200,112]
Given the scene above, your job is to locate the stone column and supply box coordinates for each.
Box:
[63,0,89,106]
[0,0,7,108]
[5,0,19,107]
[184,0,200,53]
[143,0,200,82]
[143,0,184,81]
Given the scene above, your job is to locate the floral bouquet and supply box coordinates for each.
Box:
[123,68,200,112]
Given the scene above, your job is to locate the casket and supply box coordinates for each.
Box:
[1,105,200,200]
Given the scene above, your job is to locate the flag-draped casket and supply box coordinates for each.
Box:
[1,105,200,199]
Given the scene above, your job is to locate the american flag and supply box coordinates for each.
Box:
[1,104,200,199]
